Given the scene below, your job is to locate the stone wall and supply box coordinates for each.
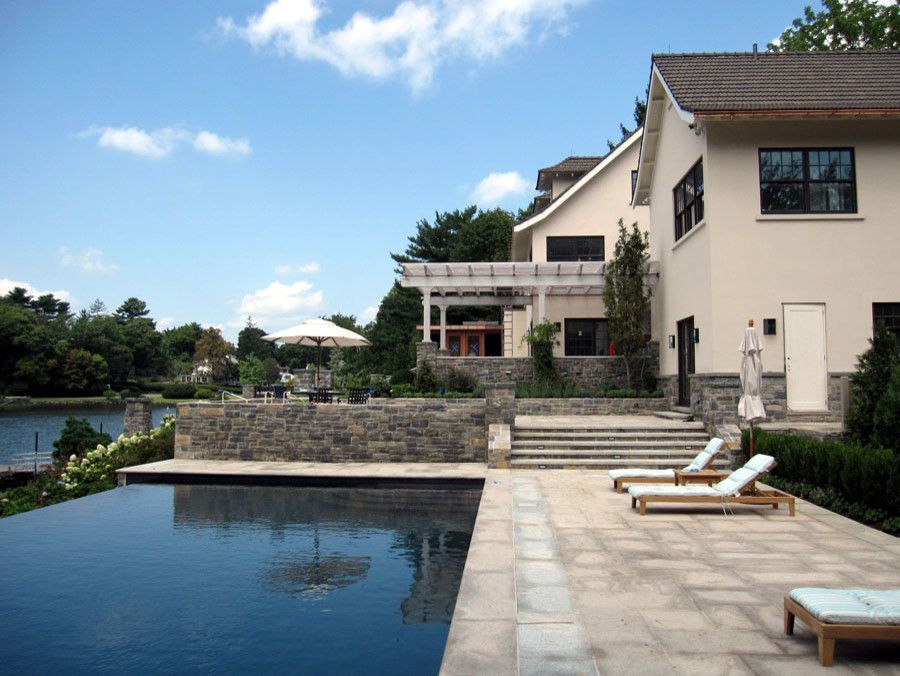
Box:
[174,400,487,463]
[417,341,659,390]
[514,397,669,416]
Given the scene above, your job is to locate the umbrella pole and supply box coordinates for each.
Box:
[316,342,322,389]
[749,421,755,457]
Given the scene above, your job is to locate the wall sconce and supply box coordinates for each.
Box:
[668,335,675,349]
[763,318,777,335]
[694,328,700,344]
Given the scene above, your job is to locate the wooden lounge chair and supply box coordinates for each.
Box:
[784,588,900,666]
[309,388,333,404]
[347,387,369,405]
[608,437,724,493]
[628,454,795,516]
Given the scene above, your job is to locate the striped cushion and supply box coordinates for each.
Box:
[609,468,675,480]
[628,485,721,499]
[790,588,900,625]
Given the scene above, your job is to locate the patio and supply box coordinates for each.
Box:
[443,469,900,675]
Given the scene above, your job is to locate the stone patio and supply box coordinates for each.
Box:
[442,469,900,675]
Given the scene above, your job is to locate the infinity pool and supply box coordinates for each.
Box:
[0,483,481,674]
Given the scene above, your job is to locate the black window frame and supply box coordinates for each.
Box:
[673,159,704,242]
[873,303,900,340]
[546,236,604,262]
[564,318,610,356]
[758,147,857,215]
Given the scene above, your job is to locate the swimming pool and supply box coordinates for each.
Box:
[0,483,481,674]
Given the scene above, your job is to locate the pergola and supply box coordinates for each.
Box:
[400,262,611,349]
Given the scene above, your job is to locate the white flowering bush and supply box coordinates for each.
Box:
[61,415,176,496]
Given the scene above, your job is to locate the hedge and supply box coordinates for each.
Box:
[742,429,899,516]
[161,383,196,399]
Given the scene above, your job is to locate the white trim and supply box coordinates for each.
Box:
[513,129,644,236]
[671,219,707,251]
[755,214,865,222]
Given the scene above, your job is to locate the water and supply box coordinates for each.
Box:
[0,483,481,674]
[0,406,174,466]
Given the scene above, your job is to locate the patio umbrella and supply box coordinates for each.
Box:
[263,318,370,388]
[738,320,767,456]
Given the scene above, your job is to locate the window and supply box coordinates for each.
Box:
[673,159,704,241]
[873,303,900,340]
[564,319,610,356]
[546,236,604,262]
[759,148,856,214]
[631,170,638,200]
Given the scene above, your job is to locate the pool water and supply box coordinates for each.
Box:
[0,483,481,674]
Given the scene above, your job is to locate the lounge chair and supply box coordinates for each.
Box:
[347,387,369,405]
[627,454,795,516]
[608,437,724,493]
[784,588,900,666]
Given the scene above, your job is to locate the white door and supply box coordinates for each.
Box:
[783,304,827,411]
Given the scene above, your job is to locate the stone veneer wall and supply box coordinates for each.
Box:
[174,400,487,463]
[417,342,659,390]
[515,398,669,416]
[663,373,847,427]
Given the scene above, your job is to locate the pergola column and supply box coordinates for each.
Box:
[537,287,547,323]
[439,305,447,349]
[422,289,432,342]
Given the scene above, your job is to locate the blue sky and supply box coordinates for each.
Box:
[0,0,814,339]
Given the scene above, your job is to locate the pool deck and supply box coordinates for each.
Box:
[442,469,899,675]
[116,459,899,673]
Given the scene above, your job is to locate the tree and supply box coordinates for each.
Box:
[390,206,476,271]
[451,207,514,262]
[236,318,276,361]
[88,299,107,316]
[523,321,560,383]
[607,89,648,152]
[5,287,32,306]
[602,220,652,388]
[115,297,150,321]
[62,348,109,393]
[238,354,265,385]
[262,357,281,384]
[162,322,204,361]
[846,322,900,446]
[193,327,235,383]
[367,283,422,381]
[52,417,112,462]
[769,0,899,51]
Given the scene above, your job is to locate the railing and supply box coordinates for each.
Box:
[219,390,249,403]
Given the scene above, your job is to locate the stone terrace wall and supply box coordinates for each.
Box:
[515,397,669,416]
[175,400,487,463]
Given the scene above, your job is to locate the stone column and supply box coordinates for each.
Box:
[422,289,432,342]
[241,384,256,399]
[484,381,515,428]
[537,288,547,323]
[123,397,152,437]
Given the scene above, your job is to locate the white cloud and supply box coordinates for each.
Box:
[219,0,586,92]
[59,247,119,275]
[193,131,252,156]
[238,280,324,323]
[471,170,529,205]
[275,261,320,275]
[157,316,175,330]
[80,125,251,158]
[360,305,378,322]
[0,278,71,302]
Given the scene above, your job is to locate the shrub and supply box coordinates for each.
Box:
[415,360,439,393]
[102,389,118,401]
[118,388,143,399]
[161,383,196,399]
[5,382,29,396]
[872,364,900,453]
[523,321,560,382]
[52,417,113,462]
[391,383,414,398]
[444,367,476,393]
[194,387,214,399]
[846,322,899,446]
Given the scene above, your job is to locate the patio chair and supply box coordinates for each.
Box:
[309,388,333,404]
[347,387,369,405]
[627,453,795,516]
[608,437,725,492]
[784,588,900,666]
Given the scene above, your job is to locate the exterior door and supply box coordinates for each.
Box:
[784,303,827,411]
[676,316,695,406]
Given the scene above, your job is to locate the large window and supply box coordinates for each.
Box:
[673,159,704,242]
[564,319,610,356]
[873,303,900,340]
[547,236,604,262]
[759,148,856,214]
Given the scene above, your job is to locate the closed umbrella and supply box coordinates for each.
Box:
[738,320,767,456]
[263,319,371,388]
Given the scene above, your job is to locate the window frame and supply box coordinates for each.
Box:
[673,159,704,242]
[873,303,900,340]
[564,318,610,356]
[546,236,605,262]
[758,147,857,215]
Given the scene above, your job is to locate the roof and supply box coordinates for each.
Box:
[653,51,900,114]
[536,155,604,190]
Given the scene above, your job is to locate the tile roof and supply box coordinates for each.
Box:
[653,51,900,113]
[536,155,604,190]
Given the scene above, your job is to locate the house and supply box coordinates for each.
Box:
[633,50,900,420]
[401,131,649,360]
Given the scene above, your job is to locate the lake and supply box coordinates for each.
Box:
[0,405,175,467]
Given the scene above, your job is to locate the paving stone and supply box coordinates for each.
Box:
[440,620,517,676]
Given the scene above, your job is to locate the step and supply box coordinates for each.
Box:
[512,439,712,449]
[509,458,730,470]
[513,430,709,440]
[514,422,706,431]
[510,451,730,463]
[653,410,694,421]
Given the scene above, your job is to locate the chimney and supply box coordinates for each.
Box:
[752,43,759,60]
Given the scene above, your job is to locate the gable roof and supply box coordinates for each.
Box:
[536,155,605,190]
[654,51,900,114]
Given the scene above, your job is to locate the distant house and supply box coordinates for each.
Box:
[633,50,900,416]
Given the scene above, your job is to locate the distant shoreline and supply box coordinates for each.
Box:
[0,396,181,412]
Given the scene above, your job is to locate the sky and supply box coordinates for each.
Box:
[0,0,817,340]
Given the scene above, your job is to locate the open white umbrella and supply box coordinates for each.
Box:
[263,318,370,388]
[738,320,767,456]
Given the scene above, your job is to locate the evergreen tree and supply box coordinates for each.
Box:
[769,0,899,51]
[846,322,900,446]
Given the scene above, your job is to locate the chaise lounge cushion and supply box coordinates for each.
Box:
[712,454,775,496]
[627,484,722,499]
[790,588,900,625]
[608,438,724,481]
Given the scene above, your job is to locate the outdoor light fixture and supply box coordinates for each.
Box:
[763,318,777,335]
[668,335,675,349]
[694,328,700,343]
